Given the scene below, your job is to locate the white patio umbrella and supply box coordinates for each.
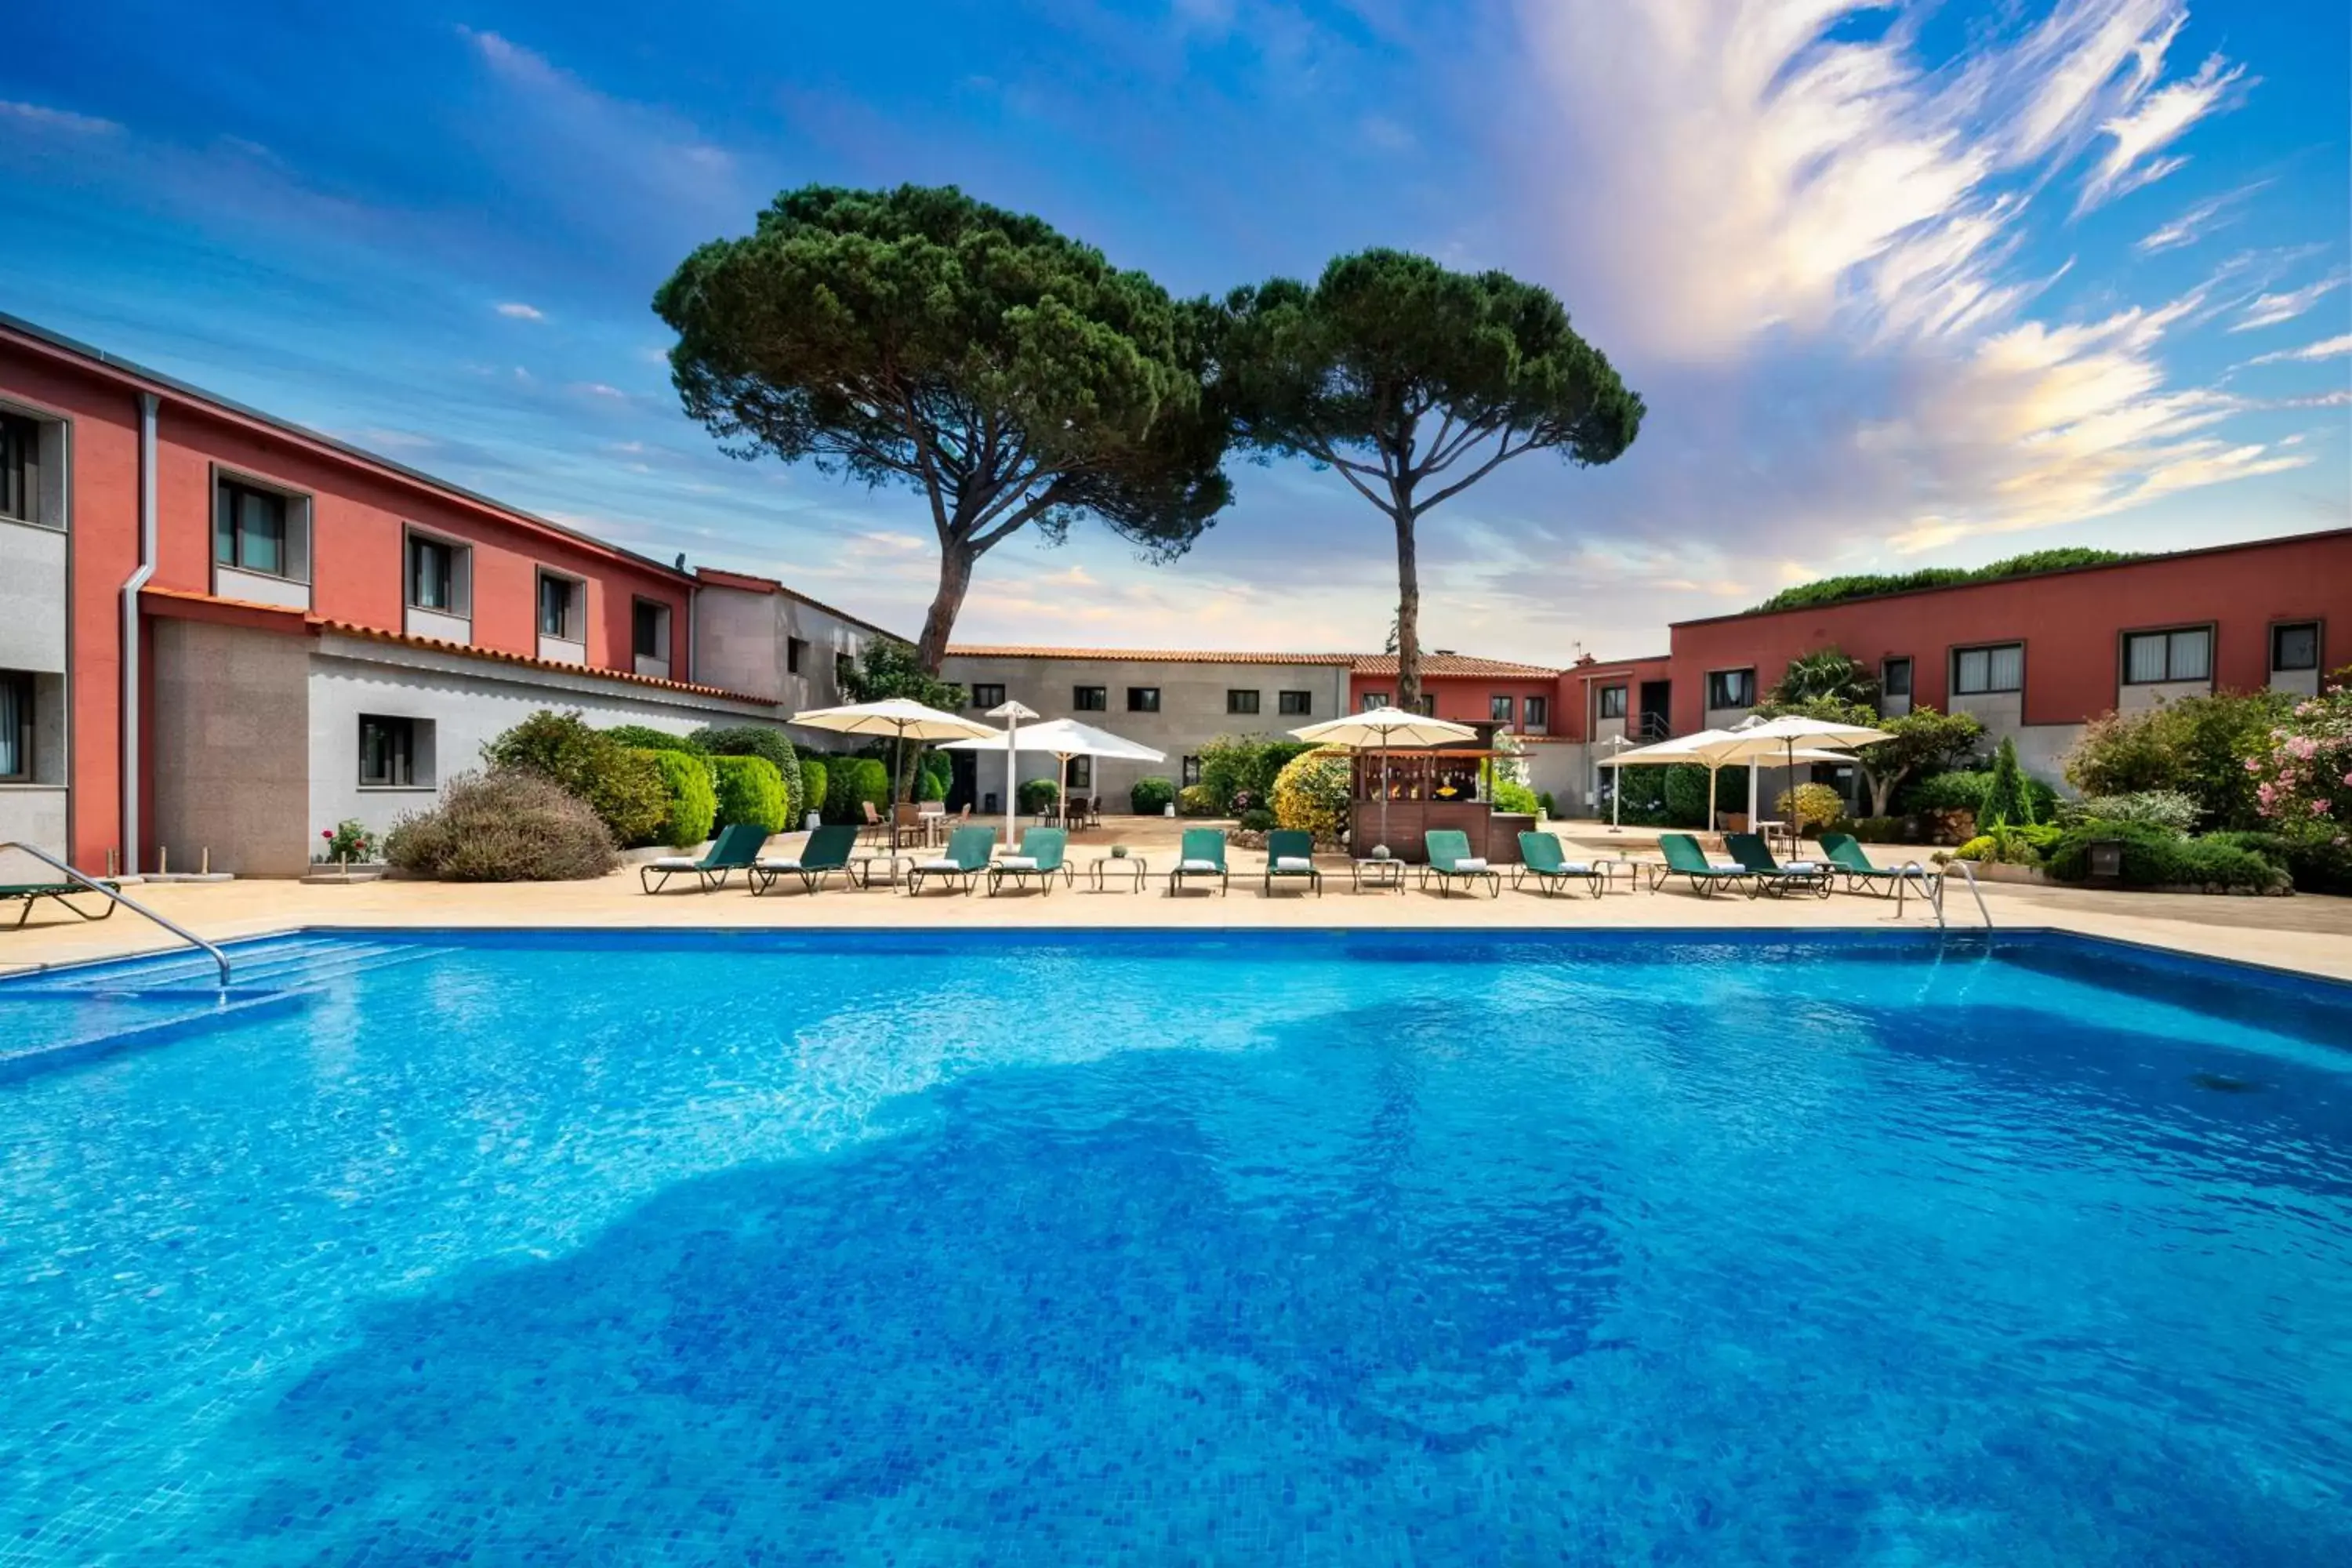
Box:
[789,698,999,850]
[985,699,1040,848]
[1599,728,1856,831]
[942,717,1165,840]
[1729,713,1893,840]
[1290,706,1478,855]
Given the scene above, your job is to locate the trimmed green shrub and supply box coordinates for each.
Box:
[1018,777,1060,815]
[1612,764,1673,826]
[799,757,829,819]
[2056,789,2200,832]
[1490,779,1539,814]
[1777,782,1846,834]
[2064,688,2291,829]
[482,710,668,847]
[2201,830,2352,895]
[916,750,953,803]
[1238,806,1276,833]
[1537,791,1556,818]
[2043,820,2281,891]
[1897,767,2059,822]
[1951,824,2061,865]
[1131,775,1177,815]
[823,757,890,825]
[694,725,804,827]
[1979,737,2033,827]
[603,723,697,753]
[385,769,617,881]
[710,754,788,836]
[640,748,718,848]
[1197,736,1314,814]
[1177,784,1219,817]
[1833,815,1906,844]
[1270,750,1351,844]
[1658,764,1709,828]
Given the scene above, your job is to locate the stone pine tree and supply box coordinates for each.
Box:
[655,185,1233,671]
[1221,251,1643,710]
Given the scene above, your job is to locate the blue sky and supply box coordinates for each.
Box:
[5,0,2347,658]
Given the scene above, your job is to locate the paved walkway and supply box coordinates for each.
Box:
[5,818,2347,982]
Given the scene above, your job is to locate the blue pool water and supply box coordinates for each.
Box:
[2,928,2348,1564]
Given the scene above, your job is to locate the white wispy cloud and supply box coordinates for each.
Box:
[2075,51,2249,212]
[575,382,628,399]
[2245,333,2352,365]
[2135,180,2265,253]
[2230,274,2349,332]
[0,100,122,135]
[495,301,546,320]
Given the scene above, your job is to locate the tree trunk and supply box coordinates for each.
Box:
[1392,503,1421,711]
[1865,768,1900,817]
[915,542,975,674]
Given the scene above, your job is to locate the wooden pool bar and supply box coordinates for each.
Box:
[1345,750,1535,864]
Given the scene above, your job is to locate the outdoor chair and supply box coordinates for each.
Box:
[1725,833,1834,898]
[988,828,1072,896]
[750,825,859,896]
[1261,829,1322,897]
[1817,833,1942,899]
[639,823,768,894]
[1421,829,1500,898]
[1168,829,1229,896]
[858,800,888,848]
[1648,833,1756,898]
[1512,832,1602,897]
[909,826,996,896]
[3,880,121,928]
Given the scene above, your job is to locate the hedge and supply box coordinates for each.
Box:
[384,769,617,881]
[1018,777,1059,815]
[710,754,788,836]
[800,757,830,819]
[481,710,668,847]
[640,748,718,849]
[2042,820,2280,891]
[1131,776,1176,814]
[603,723,696,753]
[824,757,890,825]
[695,725,804,828]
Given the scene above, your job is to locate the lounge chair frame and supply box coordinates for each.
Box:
[1511,832,1600,898]
[1261,830,1323,897]
[640,823,768,894]
[988,829,1074,896]
[5,883,121,928]
[909,826,996,897]
[1646,833,1758,898]
[1168,829,1229,897]
[1421,829,1501,898]
[1724,833,1834,899]
[1817,833,1944,901]
[750,825,861,896]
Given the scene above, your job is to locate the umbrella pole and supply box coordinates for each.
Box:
[1378,742,1390,854]
[1004,713,1018,851]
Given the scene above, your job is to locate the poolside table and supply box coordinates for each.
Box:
[1087,855,1148,893]
[1350,858,1407,894]
[850,853,915,888]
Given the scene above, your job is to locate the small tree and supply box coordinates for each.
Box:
[840,636,967,804]
[1979,737,2033,829]
[1851,705,1983,818]
[1764,648,1877,709]
[657,184,1232,671]
[1222,250,1642,710]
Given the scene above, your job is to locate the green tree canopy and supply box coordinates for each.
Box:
[655,184,1233,669]
[1758,695,1985,817]
[1221,250,1642,707]
[840,635,967,802]
[1747,548,2140,615]
[1764,648,1878,709]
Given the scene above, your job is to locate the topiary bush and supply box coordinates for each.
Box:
[916,750,953,803]
[1777,782,1846,835]
[823,757,889,825]
[384,769,618,881]
[799,757,829,820]
[1177,784,1219,817]
[694,724,804,828]
[710,755,787,836]
[482,710,668,847]
[1018,777,1059,815]
[640,748,718,849]
[1978,737,2034,827]
[2043,820,2281,891]
[603,723,697,753]
[1537,791,1556,818]
[1270,750,1351,844]
[1130,775,1176,815]
[1490,779,1538,814]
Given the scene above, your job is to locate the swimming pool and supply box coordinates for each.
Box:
[2,928,2347,1563]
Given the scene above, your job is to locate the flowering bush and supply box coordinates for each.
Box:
[1774,782,1846,834]
[2248,681,2352,839]
[318,819,377,863]
[1269,750,1351,844]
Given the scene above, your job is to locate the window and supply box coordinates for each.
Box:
[0,412,38,524]
[1490,695,1514,723]
[536,572,578,639]
[1068,757,1093,790]
[407,534,459,612]
[1127,687,1160,713]
[1415,694,1437,717]
[1278,690,1312,716]
[633,599,670,660]
[0,672,30,782]
[1881,657,1913,699]
[358,715,418,788]
[1598,685,1628,720]
[787,637,808,675]
[2272,622,2321,672]
[1074,685,1108,711]
[1227,688,1261,715]
[215,478,289,576]
[2123,627,2210,685]
[1706,669,1756,710]
[1952,643,2024,695]
[835,652,855,689]
[1181,755,1201,786]
[1524,695,1547,731]
[1362,691,1391,712]
[971,683,1007,710]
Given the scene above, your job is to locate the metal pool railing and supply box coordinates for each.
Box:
[1,840,231,985]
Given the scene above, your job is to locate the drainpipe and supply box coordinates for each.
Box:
[121,391,159,877]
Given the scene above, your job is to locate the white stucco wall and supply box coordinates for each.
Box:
[691,583,890,747]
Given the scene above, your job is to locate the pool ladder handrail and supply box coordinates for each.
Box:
[1893,856,1991,930]
[1,840,230,985]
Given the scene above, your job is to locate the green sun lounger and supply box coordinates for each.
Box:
[750,824,859,895]
[1724,833,1834,898]
[1650,833,1756,897]
[640,822,768,893]
[1261,829,1322,897]
[3,880,121,928]
[989,828,1071,895]
[1512,832,1600,897]
[1817,833,1942,898]
[1168,829,1229,896]
[1421,829,1500,898]
[910,826,996,896]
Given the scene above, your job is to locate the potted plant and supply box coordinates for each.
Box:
[1110,844,1129,859]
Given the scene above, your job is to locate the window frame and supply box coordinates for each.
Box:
[1705,667,1757,710]
[631,597,670,662]
[970,683,1007,710]
[1523,695,1548,731]
[357,714,419,789]
[2270,620,2321,673]
[1598,685,1628,720]
[1127,686,1161,713]
[1277,689,1312,717]
[1951,641,2024,697]
[1226,688,1261,716]
[1361,691,1391,712]
[1073,684,1108,712]
[786,637,808,676]
[0,670,31,782]
[1414,694,1437,717]
[0,409,38,526]
[1880,656,1914,699]
[403,528,465,615]
[214,475,299,579]
[535,569,583,641]
[2120,624,2213,686]
[1489,695,1514,723]
[1181,755,1201,786]
[1067,757,1093,791]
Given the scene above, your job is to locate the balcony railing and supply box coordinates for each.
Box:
[1631,713,1673,742]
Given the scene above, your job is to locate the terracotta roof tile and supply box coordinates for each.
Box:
[1349,652,1563,679]
[946,645,1357,666]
